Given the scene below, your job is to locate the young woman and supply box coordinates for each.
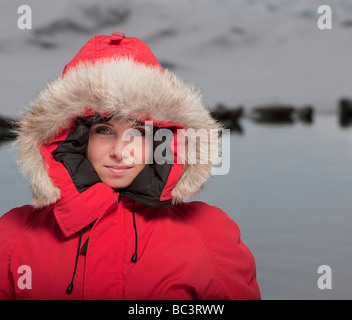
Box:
[0,32,260,300]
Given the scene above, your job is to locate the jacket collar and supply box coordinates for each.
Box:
[53,183,118,238]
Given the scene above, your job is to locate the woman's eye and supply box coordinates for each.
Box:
[95,127,112,135]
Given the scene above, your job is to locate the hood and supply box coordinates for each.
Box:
[14,32,222,208]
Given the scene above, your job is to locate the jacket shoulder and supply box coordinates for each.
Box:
[0,205,43,234]
[176,201,261,300]
[0,205,47,299]
[0,205,49,252]
[178,201,243,253]
[179,201,240,234]
[0,205,49,256]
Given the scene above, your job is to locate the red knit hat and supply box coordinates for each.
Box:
[62,32,163,76]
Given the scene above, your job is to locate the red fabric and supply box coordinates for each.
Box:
[0,199,261,300]
[62,33,163,76]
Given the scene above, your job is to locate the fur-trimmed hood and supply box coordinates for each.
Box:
[14,33,221,208]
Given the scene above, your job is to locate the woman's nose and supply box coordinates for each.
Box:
[110,138,133,161]
[110,139,125,160]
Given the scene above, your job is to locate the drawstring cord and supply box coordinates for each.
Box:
[66,230,83,294]
[131,200,138,263]
[66,197,138,293]
[119,194,139,262]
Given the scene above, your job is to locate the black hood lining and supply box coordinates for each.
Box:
[52,116,175,206]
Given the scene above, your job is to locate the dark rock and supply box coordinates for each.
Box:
[0,115,18,141]
[339,98,352,116]
[210,104,243,121]
[339,98,352,127]
[252,104,295,123]
[297,105,314,123]
[209,104,244,133]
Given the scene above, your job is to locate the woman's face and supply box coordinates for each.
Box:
[87,118,151,189]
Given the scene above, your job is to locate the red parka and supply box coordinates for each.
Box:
[0,33,260,300]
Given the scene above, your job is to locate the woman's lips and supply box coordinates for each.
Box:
[105,165,133,176]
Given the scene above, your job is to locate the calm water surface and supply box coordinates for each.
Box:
[1,113,352,299]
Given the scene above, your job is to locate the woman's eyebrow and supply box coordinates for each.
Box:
[92,122,113,127]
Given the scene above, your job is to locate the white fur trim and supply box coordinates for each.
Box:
[14,58,222,207]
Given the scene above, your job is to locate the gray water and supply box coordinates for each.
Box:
[1,113,352,299]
